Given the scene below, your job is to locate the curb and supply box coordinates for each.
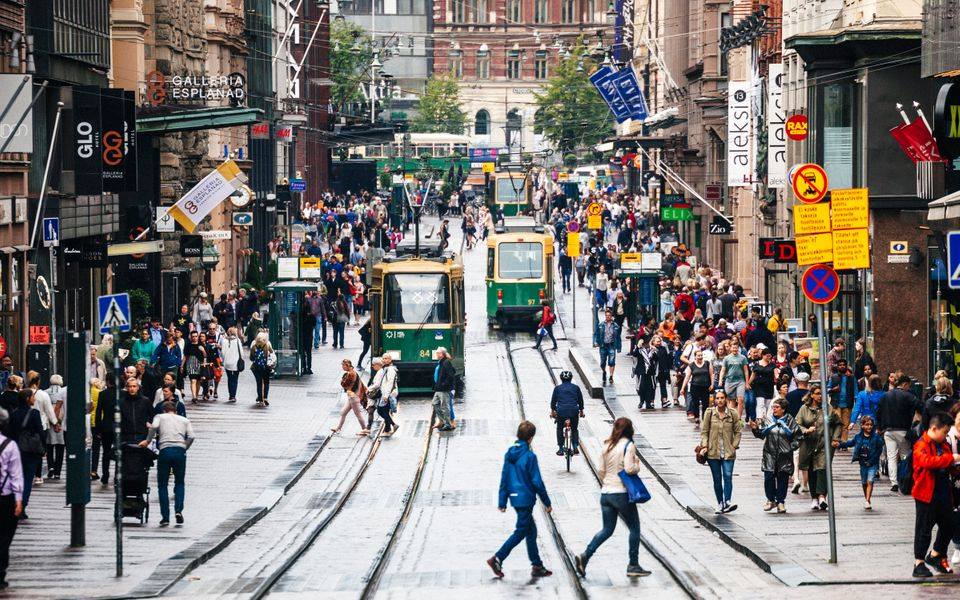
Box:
[121,431,333,598]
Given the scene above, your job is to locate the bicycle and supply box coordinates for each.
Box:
[563,418,573,472]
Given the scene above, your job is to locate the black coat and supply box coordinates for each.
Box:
[752,415,799,474]
[433,357,457,392]
[119,392,154,443]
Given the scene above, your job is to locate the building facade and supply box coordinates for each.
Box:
[434,0,609,152]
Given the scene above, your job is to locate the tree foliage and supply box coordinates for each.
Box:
[534,40,615,155]
[411,75,468,135]
[331,19,373,109]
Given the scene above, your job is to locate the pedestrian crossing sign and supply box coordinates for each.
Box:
[98,293,131,334]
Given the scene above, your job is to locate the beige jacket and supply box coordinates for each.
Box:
[597,437,641,493]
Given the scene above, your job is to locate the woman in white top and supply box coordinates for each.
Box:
[221,327,244,403]
[367,356,399,435]
[574,417,651,578]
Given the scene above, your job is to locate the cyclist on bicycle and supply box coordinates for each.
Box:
[550,371,585,456]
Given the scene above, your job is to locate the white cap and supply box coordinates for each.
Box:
[795,372,811,382]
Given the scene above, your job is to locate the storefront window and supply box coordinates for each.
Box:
[822,82,854,189]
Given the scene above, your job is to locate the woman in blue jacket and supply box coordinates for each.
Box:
[487,421,553,579]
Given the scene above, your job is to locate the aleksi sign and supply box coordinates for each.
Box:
[766,64,786,189]
[727,81,753,187]
[145,71,246,107]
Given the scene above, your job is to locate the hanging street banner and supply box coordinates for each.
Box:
[590,67,632,123]
[612,67,648,122]
[0,74,33,153]
[613,0,635,63]
[767,64,786,188]
[165,160,248,233]
[727,81,753,187]
[590,66,648,123]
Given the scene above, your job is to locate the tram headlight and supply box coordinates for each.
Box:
[385,350,401,361]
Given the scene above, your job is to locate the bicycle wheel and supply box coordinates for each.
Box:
[564,426,572,472]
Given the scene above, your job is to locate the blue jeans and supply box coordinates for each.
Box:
[157,446,187,521]
[583,492,640,565]
[706,458,735,505]
[20,454,41,508]
[495,506,542,566]
[744,390,757,421]
[599,345,616,367]
[313,318,326,346]
[448,390,456,421]
[333,322,346,348]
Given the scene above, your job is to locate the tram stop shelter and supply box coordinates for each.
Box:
[266,280,322,378]
[615,252,663,331]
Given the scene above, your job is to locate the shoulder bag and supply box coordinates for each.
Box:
[234,340,245,372]
[617,441,651,503]
[17,411,45,457]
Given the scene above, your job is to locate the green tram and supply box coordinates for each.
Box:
[491,171,530,217]
[485,217,555,329]
[370,244,466,394]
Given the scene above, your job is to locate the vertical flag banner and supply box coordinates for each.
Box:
[165,160,248,233]
[889,118,943,163]
[122,90,139,192]
[727,81,753,187]
[100,89,126,193]
[590,66,632,123]
[767,64,786,188]
[612,67,648,122]
[73,86,103,196]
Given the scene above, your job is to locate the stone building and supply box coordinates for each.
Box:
[433,0,609,152]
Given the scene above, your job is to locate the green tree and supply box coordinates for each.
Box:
[411,75,467,135]
[331,19,373,109]
[534,40,614,155]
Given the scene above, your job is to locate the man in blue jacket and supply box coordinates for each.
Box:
[594,309,621,385]
[550,371,584,455]
[487,421,553,579]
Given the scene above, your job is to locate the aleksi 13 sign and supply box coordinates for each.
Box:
[727,81,753,187]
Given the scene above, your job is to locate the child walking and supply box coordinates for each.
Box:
[835,415,885,509]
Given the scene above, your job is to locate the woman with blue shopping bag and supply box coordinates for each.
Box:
[574,417,652,578]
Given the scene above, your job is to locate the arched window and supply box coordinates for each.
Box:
[506,108,522,147]
[475,110,490,135]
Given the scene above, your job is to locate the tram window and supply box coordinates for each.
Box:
[383,273,451,324]
[498,242,543,279]
[487,248,495,278]
[495,177,525,202]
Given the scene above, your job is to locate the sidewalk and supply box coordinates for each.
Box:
[4,327,369,599]
[556,280,960,586]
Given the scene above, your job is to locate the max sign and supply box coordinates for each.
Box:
[758,238,797,264]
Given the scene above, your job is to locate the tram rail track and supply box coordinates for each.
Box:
[247,402,436,600]
[500,331,592,600]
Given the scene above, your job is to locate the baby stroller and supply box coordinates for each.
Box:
[121,444,157,524]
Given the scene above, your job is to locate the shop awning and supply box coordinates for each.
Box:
[927,189,960,221]
[137,107,264,134]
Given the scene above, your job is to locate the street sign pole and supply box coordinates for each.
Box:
[66,331,90,547]
[113,326,123,577]
[816,303,838,564]
[50,244,57,373]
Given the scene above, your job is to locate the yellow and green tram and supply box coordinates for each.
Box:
[486,218,555,329]
[491,171,530,217]
[370,251,466,394]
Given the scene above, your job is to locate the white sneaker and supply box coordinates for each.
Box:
[33,476,43,486]
[951,549,960,565]
[810,499,820,510]
[763,501,775,511]
[715,504,724,514]
[864,501,872,510]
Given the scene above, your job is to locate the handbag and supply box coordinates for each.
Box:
[694,444,708,465]
[235,340,245,372]
[17,411,45,457]
[617,442,651,503]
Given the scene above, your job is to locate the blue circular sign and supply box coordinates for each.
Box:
[801,264,840,305]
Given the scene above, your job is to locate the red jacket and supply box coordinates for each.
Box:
[673,293,695,321]
[911,432,955,504]
[539,305,556,328]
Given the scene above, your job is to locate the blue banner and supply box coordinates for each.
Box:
[612,67,648,122]
[589,66,632,123]
[591,66,648,123]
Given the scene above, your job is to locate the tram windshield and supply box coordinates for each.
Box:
[383,273,451,324]
[495,176,526,202]
[498,242,543,279]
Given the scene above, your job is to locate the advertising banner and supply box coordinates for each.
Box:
[0,74,33,153]
[590,66,632,123]
[73,86,103,196]
[727,81,753,186]
[100,89,126,193]
[767,64,786,188]
[612,67,648,122]
[166,160,247,233]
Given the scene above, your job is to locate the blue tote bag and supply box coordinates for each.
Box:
[618,441,651,504]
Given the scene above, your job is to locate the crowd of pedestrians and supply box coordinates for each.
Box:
[545,185,960,577]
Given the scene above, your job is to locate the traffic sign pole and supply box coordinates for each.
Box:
[113,330,123,577]
[816,304,838,564]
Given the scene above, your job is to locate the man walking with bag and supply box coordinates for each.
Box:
[487,421,553,579]
[432,348,457,432]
